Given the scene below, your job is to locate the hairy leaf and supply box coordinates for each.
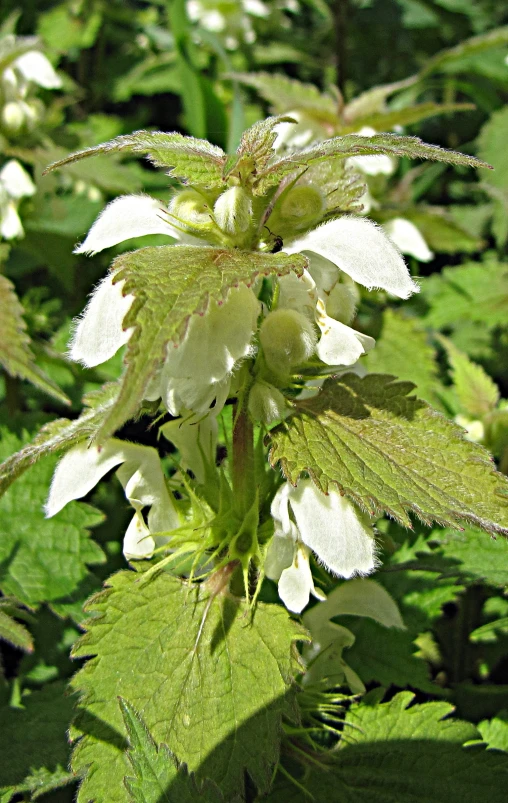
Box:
[269,373,508,533]
[120,699,225,803]
[0,275,69,404]
[440,337,500,417]
[421,258,508,330]
[0,598,33,652]
[266,693,508,802]
[0,431,105,606]
[421,25,508,77]
[0,682,76,801]
[222,115,295,183]
[364,309,440,405]
[256,133,491,193]
[232,72,338,119]
[0,383,119,496]
[44,130,227,188]
[342,102,475,135]
[97,246,306,442]
[70,571,305,803]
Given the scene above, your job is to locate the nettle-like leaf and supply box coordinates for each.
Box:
[420,24,508,78]
[0,383,119,496]
[478,106,508,194]
[269,373,508,533]
[0,431,105,606]
[440,337,500,418]
[0,275,69,404]
[428,527,508,588]
[70,571,305,803]
[0,597,33,653]
[0,681,77,802]
[267,692,508,802]
[255,133,491,193]
[97,246,306,443]
[222,115,295,183]
[421,257,508,330]
[364,309,440,406]
[120,699,225,803]
[44,130,227,188]
[232,72,338,120]
[341,102,476,136]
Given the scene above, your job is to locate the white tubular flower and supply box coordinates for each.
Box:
[383,217,434,262]
[45,439,179,560]
[13,51,61,90]
[266,480,376,613]
[0,160,35,240]
[274,111,323,152]
[347,126,396,177]
[1,40,61,134]
[161,415,217,484]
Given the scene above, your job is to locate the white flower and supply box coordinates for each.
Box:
[45,439,179,560]
[265,479,376,613]
[1,40,61,133]
[383,217,434,262]
[0,159,35,239]
[455,414,485,443]
[161,414,217,484]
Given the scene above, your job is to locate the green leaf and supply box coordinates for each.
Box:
[0,431,105,606]
[70,571,305,803]
[342,102,476,136]
[478,107,508,196]
[96,246,306,443]
[222,115,295,184]
[0,603,33,653]
[402,208,483,254]
[470,618,508,644]
[0,681,76,801]
[363,309,440,406]
[0,275,69,405]
[232,72,338,120]
[267,693,508,802]
[478,713,508,752]
[256,133,491,193]
[421,257,508,331]
[420,25,508,77]
[428,527,508,587]
[120,699,224,803]
[439,337,500,417]
[0,383,119,496]
[270,373,508,534]
[44,131,227,189]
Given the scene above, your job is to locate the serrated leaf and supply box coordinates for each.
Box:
[222,115,295,183]
[0,431,105,606]
[96,246,306,443]
[0,681,76,800]
[120,699,224,803]
[421,25,508,77]
[44,130,227,188]
[0,383,119,496]
[269,373,508,533]
[256,133,491,193]
[0,608,33,653]
[421,258,508,330]
[232,72,338,120]
[428,527,508,587]
[364,309,440,405]
[342,102,475,136]
[439,337,500,417]
[0,275,69,405]
[266,693,508,802]
[478,106,508,195]
[70,571,305,803]
[478,714,508,752]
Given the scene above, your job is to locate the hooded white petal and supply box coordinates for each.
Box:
[0,160,36,199]
[45,440,128,517]
[160,284,259,415]
[264,529,295,581]
[123,512,156,560]
[289,480,376,578]
[74,195,182,255]
[0,201,24,239]
[383,217,434,262]
[160,415,217,483]
[14,51,62,89]
[286,216,419,299]
[315,299,375,366]
[69,274,134,367]
[277,270,318,318]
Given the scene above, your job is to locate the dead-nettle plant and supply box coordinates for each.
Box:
[1,116,507,800]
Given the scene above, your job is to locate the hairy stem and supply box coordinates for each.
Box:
[232,401,256,514]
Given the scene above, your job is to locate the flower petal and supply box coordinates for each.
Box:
[316,300,374,366]
[69,274,134,367]
[286,216,419,299]
[123,512,155,560]
[0,201,24,239]
[74,195,181,255]
[277,270,318,318]
[160,415,217,484]
[0,160,35,198]
[15,51,62,89]
[383,217,434,262]
[278,547,314,613]
[45,440,128,517]
[289,480,376,578]
[264,531,295,581]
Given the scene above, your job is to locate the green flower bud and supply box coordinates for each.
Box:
[279,185,325,230]
[325,278,360,325]
[169,189,213,228]
[260,308,317,375]
[1,101,25,134]
[213,186,252,235]
[248,381,287,424]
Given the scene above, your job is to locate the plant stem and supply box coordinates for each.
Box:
[232,401,255,514]
[332,0,348,96]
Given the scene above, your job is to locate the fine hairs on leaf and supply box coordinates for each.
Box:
[269,373,508,534]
